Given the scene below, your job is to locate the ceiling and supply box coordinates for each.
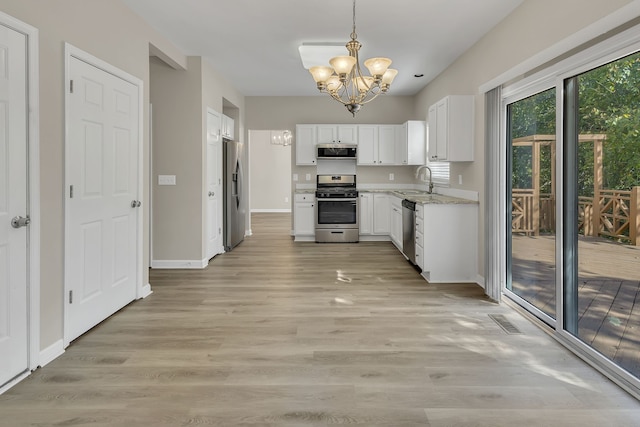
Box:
[121,0,524,97]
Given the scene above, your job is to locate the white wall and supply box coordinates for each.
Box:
[249,131,292,212]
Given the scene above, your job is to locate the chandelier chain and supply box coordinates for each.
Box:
[351,0,357,41]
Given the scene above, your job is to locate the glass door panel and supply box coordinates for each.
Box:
[507,88,557,319]
[571,52,640,378]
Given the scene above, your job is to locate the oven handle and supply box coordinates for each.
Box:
[317,198,358,202]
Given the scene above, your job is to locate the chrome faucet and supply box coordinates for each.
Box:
[415,165,434,194]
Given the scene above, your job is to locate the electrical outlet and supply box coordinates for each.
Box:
[458,174,463,185]
[306,173,311,181]
[389,173,394,181]
[285,196,289,203]
[293,173,298,181]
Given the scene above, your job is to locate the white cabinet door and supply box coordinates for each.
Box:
[395,124,408,165]
[317,125,357,144]
[295,125,317,165]
[337,125,357,144]
[435,98,448,160]
[389,197,403,250]
[357,125,377,165]
[428,96,474,162]
[427,105,438,161]
[359,193,373,234]
[373,194,390,234]
[317,125,336,144]
[377,125,396,165]
[294,194,315,236]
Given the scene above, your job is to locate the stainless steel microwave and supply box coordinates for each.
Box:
[316,144,357,160]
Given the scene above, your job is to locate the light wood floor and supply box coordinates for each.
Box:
[1,213,639,426]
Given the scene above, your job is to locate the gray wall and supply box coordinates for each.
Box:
[414,0,634,279]
[0,0,186,350]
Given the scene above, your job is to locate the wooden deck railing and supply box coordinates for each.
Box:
[512,186,640,245]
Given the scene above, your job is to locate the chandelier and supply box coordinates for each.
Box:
[308,0,398,116]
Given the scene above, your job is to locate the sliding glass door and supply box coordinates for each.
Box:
[506,88,557,320]
[504,49,640,386]
[566,52,640,378]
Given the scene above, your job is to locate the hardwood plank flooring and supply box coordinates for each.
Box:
[1,213,639,426]
[511,234,640,376]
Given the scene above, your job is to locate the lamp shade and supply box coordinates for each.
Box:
[309,66,334,83]
[355,76,374,92]
[364,57,392,77]
[330,56,356,75]
[326,75,342,93]
[381,68,398,85]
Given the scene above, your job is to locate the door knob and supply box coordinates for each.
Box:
[11,216,30,229]
[208,191,215,197]
[131,200,141,208]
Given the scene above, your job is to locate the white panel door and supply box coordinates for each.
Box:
[206,109,223,260]
[65,56,139,343]
[0,23,28,387]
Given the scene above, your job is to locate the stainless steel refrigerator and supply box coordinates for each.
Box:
[223,139,246,251]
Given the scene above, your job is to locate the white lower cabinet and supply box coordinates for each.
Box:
[419,203,478,283]
[359,193,390,236]
[389,196,403,250]
[294,193,315,240]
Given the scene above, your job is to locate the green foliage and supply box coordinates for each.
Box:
[509,51,640,195]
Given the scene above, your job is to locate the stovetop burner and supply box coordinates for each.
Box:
[316,174,357,198]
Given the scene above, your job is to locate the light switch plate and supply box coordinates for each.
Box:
[306,173,311,181]
[158,175,176,185]
[293,174,299,181]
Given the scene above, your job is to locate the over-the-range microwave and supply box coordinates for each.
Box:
[316,143,357,160]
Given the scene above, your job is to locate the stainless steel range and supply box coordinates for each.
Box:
[315,174,359,243]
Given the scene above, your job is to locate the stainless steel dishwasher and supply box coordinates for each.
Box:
[401,199,417,265]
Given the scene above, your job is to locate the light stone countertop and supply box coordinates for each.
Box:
[296,188,478,204]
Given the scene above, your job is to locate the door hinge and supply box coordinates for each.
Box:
[219,227,221,235]
[70,79,74,94]
[70,185,74,198]
[69,290,73,304]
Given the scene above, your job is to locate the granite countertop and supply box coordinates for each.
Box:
[296,187,477,204]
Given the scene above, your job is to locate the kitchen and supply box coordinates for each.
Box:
[2,0,640,409]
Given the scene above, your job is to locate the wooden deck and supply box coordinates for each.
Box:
[511,233,640,376]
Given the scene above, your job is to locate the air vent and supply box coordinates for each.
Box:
[488,314,522,334]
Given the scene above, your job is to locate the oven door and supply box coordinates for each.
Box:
[315,197,359,229]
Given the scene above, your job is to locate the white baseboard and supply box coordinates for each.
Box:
[476,274,486,288]
[294,235,315,242]
[39,339,65,367]
[251,209,291,213]
[151,259,208,269]
[139,283,153,298]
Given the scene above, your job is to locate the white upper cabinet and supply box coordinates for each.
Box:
[357,124,396,165]
[427,95,474,162]
[222,114,234,140]
[396,121,425,165]
[317,125,357,144]
[295,124,317,165]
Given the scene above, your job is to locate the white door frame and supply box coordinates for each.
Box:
[63,43,145,347]
[0,11,40,385]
